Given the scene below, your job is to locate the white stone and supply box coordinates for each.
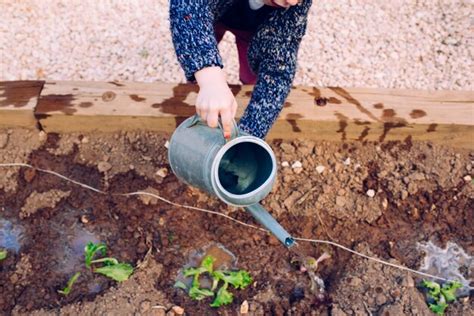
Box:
[97,161,112,172]
[240,300,249,314]
[171,306,184,315]
[38,131,47,142]
[463,175,472,182]
[316,165,325,174]
[164,140,170,149]
[366,189,376,198]
[281,161,290,167]
[343,157,351,166]
[291,161,303,169]
[156,168,168,178]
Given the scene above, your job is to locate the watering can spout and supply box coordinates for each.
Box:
[244,203,295,248]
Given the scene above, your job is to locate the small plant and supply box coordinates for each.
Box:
[422,280,463,315]
[84,242,134,282]
[58,272,81,296]
[0,249,7,261]
[177,255,252,308]
[84,242,106,268]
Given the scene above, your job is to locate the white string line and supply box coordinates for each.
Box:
[293,238,452,282]
[120,192,266,232]
[1,163,105,194]
[0,163,457,283]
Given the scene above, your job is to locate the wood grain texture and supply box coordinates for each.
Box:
[2,80,474,148]
[0,81,44,128]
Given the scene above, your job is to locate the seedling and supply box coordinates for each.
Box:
[421,280,463,315]
[0,249,7,261]
[84,242,134,282]
[177,255,252,308]
[84,242,106,268]
[58,272,81,296]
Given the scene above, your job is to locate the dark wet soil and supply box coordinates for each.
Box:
[0,131,472,315]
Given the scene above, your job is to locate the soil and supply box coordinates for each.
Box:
[0,128,472,316]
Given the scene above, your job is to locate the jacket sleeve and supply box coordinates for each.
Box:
[169,0,223,82]
[238,1,312,138]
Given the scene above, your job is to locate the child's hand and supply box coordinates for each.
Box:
[195,67,238,139]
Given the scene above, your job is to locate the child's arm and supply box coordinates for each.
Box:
[238,1,312,138]
[169,1,237,139]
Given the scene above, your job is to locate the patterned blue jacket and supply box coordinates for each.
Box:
[169,0,312,138]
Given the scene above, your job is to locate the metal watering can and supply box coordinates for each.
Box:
[168,115,295,247]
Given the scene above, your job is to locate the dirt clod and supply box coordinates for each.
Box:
[20,189,70,219]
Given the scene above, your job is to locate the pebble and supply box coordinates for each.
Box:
[336,196,346,207]
[281,161,290,167]
[280,142,295,153]
[401,190,409,200]
[316,165,325,174]
[140,300,152,313]
[152,309,166,316]
[291,161,302,169]
[97,161,112,172]
[463,175,472,182]
[293,167,303,174]
[375,293,387,305]
[81,215,89,224]
[366,189,375,198]
[81,136,89,144]
[403,176,410,185]
[156,168,168,178]
[240,300,249,314]
[171,306,184,315]
[0,134,9,148]
[343,157,351,165]
[38,130,47,142]
[382,198,388,210]
[164,140,170,149]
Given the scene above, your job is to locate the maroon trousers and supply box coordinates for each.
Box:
[215,22,257,84]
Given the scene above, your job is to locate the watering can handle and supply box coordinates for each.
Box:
[187,114,240,141]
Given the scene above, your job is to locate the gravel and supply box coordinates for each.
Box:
[1,1,472,90]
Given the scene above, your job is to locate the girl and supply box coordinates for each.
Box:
[169,0,312,139]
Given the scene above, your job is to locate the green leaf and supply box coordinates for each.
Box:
[210,283,233,307]
[429,302,448,315]
[212,270,252,289]
[440,281,462,302]
[201,255,215,273]
[183,255,216,277]
[58,272,81,296]
[94,263,134,282]
[84,242,107,268]
[174,280,188,290]
[183,266,207,277]
[91,257,119,266]
[0,249,7,261]
[186,272,215,301]
[422,280,441,298]
[189,285,215,300]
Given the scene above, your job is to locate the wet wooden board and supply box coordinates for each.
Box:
[0,81,44,128]
[2,80,474,148]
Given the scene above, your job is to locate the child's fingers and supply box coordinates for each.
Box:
[195,97,205,119]
[206,109,219,129]
[231,99,238,118]
[220,107,233,139]
[199,101,209,122]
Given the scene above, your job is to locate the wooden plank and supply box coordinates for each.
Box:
[31,80,474,149]
[0,81,44,129]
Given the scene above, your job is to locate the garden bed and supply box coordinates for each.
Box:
[0,127,472,315]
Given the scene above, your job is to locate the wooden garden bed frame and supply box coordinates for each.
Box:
[1,80,473,149]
